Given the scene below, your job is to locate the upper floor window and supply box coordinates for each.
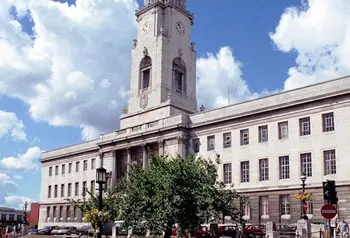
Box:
[299,117,311,136]
[140,56,152,91]
[75,182,79,196]
[60,184,65,197]
[192,138,200,153]
[240,129,249,146]
[55,166,59,175]
[68,183,72,197]
[223,132,231,148]
[62,164,65,175]
[259,158,269,181]
[278,121,289,139]
[91,180,95,194]
[172,57,186,94]
[207,135,215,151]
[48,186,51,199]
[223,163,232,184]
[83,181,87,197]
[300,153,312,177]
[49,167,52,176]
[54,185,58,198]
[68,163,72,173]
[279,156,290,179]
[324,149,336,175]
[258,125,268,143]
[83,160,88,171]
[240,161,250,183]
[91,159,96,170]
[322,112,335,132]
[76,161,80,172]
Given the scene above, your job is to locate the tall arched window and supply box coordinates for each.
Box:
[140,56,152,90]
[172,57,186,94]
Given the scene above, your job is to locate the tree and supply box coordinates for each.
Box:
[120,154,245,238]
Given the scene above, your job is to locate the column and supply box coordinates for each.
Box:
[111,150,117,188]
[142,144,148,170]
[158,139,164,156]
[126,147,131,180]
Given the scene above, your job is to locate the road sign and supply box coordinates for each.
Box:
[321,204,337,219]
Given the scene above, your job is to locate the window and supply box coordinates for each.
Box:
[48,186,52,198]
[223,163,232,184]
[305,197,313,214]
[60,184,65,197]
[258,125,268,142]
[192,138,200,153]
[240,129,249,145]
[62,164,65,175]
[46,207,50,218]
[207,135,215,151]
[49,167,52,176]
[91,159,96,170]
[322,112,335,132]
[82,181,87,197]
[300,153,312,177]
[1,214,6,221]
[90,180,95,194]
[243,203,251,217]
[66,206,71,219]
[76,161,80,172]
[223,132,232,148]
[259,158,269,181]
[16,215,22,222]
[75,182,79,196]
[280,195,291,215]
[68,183,72,197]
[83,160,88,171]
[68,163,72,173]
[240,161,250,183]
[172,57,186,94]
[55,165,59,175]
[259,196,269,216]
[54,185,58,197]
[59,206,63,219]
[324,150,336,175]
[9,214,14,221]
[140,56,152,90]
[279,156,290,179]
[278,121,288,139]
[299,117,311,136]
[53,206,57,219]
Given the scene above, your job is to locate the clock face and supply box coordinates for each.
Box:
[142,20,152,34]
[175,21,186,35]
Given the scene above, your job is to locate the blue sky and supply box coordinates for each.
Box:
[1,0,350,209]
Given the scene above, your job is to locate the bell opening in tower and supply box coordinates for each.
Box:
[172,57,186,95]
[142,69,150,89]
[140,56,152,91]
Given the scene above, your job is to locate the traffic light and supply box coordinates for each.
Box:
[323,180,338,204]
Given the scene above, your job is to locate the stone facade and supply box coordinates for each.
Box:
[38,0,350,229]
[0,207,24,223]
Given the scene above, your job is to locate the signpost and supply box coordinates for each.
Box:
[321,204,337,219]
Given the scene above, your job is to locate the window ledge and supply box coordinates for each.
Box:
[281,214,291,220]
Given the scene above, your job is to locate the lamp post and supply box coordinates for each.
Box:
[300,173,308,220]
[96,167,107,238]
[23,201,28,225]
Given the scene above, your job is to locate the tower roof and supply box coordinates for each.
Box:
[143,0,186,11]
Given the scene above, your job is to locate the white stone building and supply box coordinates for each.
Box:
[38,0,350,228]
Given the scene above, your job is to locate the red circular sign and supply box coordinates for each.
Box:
[321,204,337,219]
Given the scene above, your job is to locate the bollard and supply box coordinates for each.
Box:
[320,228,323,238]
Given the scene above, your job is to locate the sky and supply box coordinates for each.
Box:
[1,0,350,209]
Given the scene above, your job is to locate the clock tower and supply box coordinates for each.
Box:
[120,0,197,129]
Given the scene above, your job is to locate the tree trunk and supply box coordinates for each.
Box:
[164,228,172,238]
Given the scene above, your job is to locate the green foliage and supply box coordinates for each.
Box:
[121,154,245,236]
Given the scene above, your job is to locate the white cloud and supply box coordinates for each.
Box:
[0,146,41,171]
[0,110,26,141]
[4,195,35,210]
[196,47,277,109]
[13,174,23,180]
[270,0,350,90]
[0,173,18,204]
[0,0,138,140]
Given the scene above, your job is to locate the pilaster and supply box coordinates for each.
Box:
[142,143,149,170]
[111,150,117,188]
[126,147,131,180]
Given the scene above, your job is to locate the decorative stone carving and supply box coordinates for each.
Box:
[133,39,138,48]
[176,135,187,144]
[200,104,206,112]
[139,94,149,109]
[143,47,148,56]
[191,42,195,51]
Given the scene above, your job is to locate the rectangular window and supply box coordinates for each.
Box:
[240,129,249,145]
[83,160,88,171]
[75,182,79,196]
[68,183,72,197]
[240,161,250,183]
[82,181,87,197]
[299,117,311,136]
[53,206,57,219]
[243,203,251,217]
[278,121,289,139]
[306,197,313,215]
[68,163,72,173]
[324,150,336,175]
[49,167,52,176]
[66,206,71,219]
[55,165,59,175]
[279,156,290,179]
[322,112,335,132]
[141,68,150,89]
[48,186,52,199]
[259,196,269,216]
[223,132,232,148]
[258,125,268,143]
[207,135,215,151]
[280,195,291,215]
[54,185,58,197]
[76,161,80,172]
[60,184,65,197]
[90,180,95,194]
[223,163,232,184]
[300,153,312,177]
[192,138,200,153]
[59,206,63,219]
[46,207,50,218]
[91,159,96,170]
[62,164,65,175]
[259,158,269,181]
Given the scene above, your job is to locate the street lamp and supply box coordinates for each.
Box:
[23,201,28,225]
[96,167,107,238]
[300,173,308,220]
